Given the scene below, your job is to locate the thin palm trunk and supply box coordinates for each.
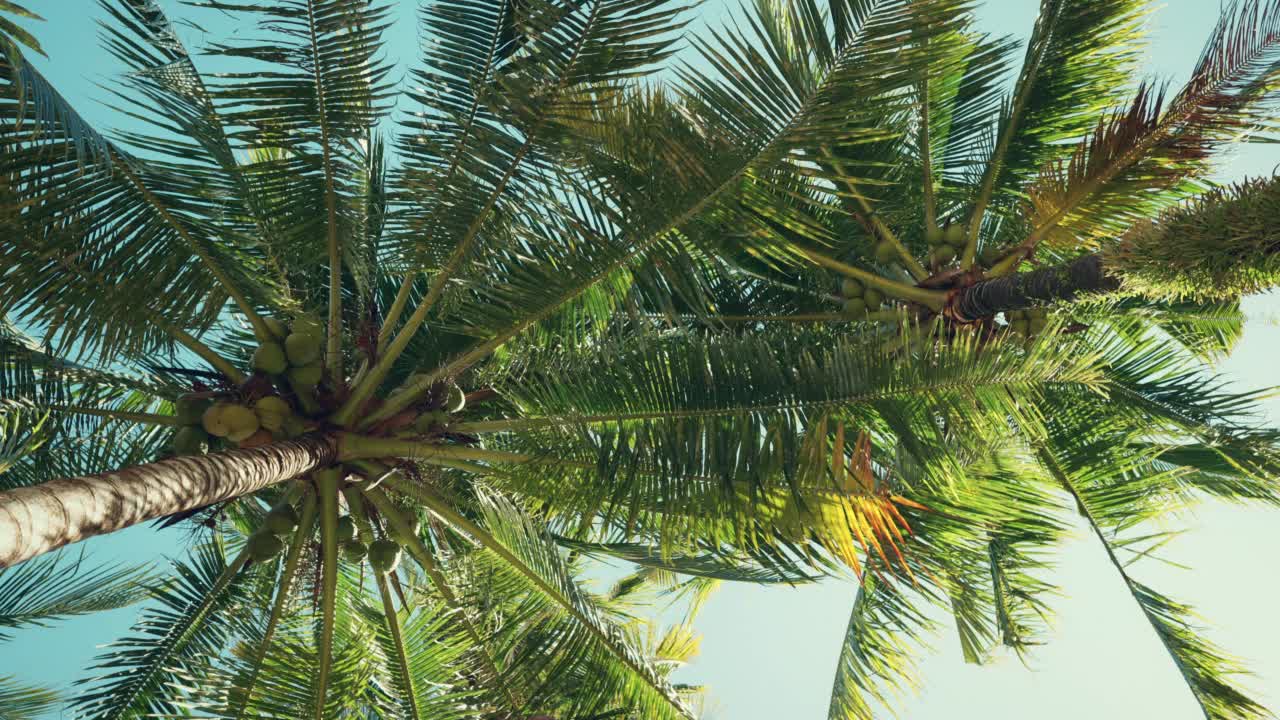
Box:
[0,435,337,567]
[950,254,1120,321]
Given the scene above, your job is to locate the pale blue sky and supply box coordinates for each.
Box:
[3,2,1279,719]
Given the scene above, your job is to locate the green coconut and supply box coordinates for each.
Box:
[840,277,864,298]
[445,383,466,414]
[979,246,1002,267]
[368,539,402,574]
[289,364,323,388]
[172,426,209,455]
[336,516,357,543]
[862,288,884,309]
[285,332,322,366]
[291,316,323,336]
[931,246,957,265]
[265,505,299,535]
[202,403,235,437]
[944,224,967,248]
[252,342,288,375]
[247,532,284,562]
[341,541,368,562]
[223,405,261,443]
[264,317,289,340]
[1010,319,1030,335]
[1029,314,1049,333]
[925,226,944,246]
[175,395,211,425]
[842,298,868,318]
[873,242,896,264]
[254,396,291,432]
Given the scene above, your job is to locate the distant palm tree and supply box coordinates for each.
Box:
[1,0,1279,719]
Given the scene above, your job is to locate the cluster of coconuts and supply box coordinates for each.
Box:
[253,316,325,390]
[925,223,967,266]
[170,395,217,455]
[1005,308,1049,337]
[200,394,295,449]
[246,503,300,562]
[839,277,885,319]
[337,514,408,574]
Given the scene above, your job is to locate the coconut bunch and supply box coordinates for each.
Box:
[245,503,300,562]
[839,277,886,319]
[924,222,967,267]
[1005,307,1049,338]
[252,316,325,391]
[165,315,324,457]
[333,512,407,573]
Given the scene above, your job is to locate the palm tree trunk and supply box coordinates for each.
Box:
[0,435,337,567]
[950,254,1120,321]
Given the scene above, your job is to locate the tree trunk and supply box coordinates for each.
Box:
[0,435,338,567]
[950,254,1120,321]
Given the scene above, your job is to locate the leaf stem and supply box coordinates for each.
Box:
[821,147,929,280]
[362,486,526,714]
[232,490,316,719]
[799,249,946,310]
[314,467,341,718]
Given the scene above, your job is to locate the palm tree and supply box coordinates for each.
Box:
[1,0,1279,718]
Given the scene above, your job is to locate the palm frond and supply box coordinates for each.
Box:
[71,542,252,719]
[0,549,152,640]
[0,675,59,720]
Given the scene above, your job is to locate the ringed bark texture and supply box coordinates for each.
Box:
[0,434,338,567]
[952,254,1121,320]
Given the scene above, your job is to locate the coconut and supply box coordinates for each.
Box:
[265,505,299,535]
[862,288,884,309]
[979,246,1002,267]
[341,541,368,562]
[264,317,289,340]
[336,516,357,543]
[842,298,868,318]
[1010,319,1030,335]
[247,531,284,562]
[445,383,466,414]
[252,342,288,375]
[925,226,944,246]
[931,246,957,265]
[840,277,864,298]
[873,242,896,264]
[254,396,291,431]
[285,332,322,366]
[172,426,209,455]
[291,316,323,336]
[202,403,235,437]
[175,395,211,425]
[237,429,273,448]
[368,539,402,574]
[1029,315,1049,333]
[222,405,261,442]
[944,224,967,248]
[289,364,323,388]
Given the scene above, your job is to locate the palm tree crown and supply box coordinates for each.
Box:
[1,0,1280,718]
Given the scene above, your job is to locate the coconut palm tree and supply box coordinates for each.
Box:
[1,0,1280,718]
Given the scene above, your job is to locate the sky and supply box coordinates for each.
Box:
[3,2,1280,719]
